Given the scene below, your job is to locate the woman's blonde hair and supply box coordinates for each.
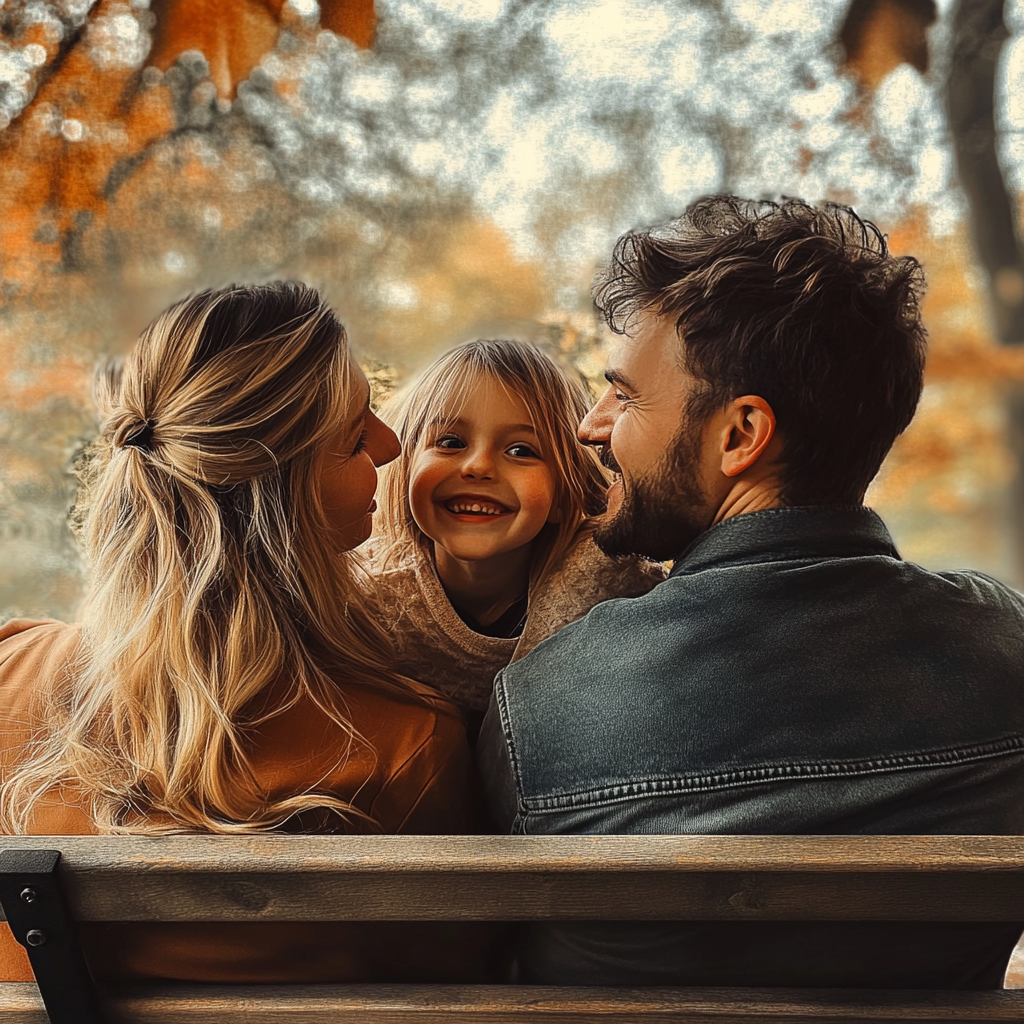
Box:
[378,339,608,588]
[2,282,413,835]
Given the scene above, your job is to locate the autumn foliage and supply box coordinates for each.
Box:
[0,0,374,301]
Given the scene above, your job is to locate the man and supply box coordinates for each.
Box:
[477,196,1024,988]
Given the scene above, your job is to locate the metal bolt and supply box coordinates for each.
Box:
[19,888,38,904]
[25,930,46,947]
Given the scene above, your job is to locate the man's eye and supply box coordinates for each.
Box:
[435,435,466,450]
[614,390,630,402]
[506,443,540,459]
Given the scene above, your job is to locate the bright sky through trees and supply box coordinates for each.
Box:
[2,0,1024,615]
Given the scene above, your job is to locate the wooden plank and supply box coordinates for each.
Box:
[1,836,1023,923]
[4,834,1024,874]
[0,982,48,1023]
[4,981,1024,1022]
[19,868,1024,922]
[38,984,1024,1023]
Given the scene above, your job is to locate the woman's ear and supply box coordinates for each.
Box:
[719,396,777,478]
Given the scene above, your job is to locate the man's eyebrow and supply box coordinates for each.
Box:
[605,369,637,391]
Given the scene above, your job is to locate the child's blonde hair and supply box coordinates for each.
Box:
[378,339,608,588]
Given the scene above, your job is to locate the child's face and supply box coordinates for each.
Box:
[409,376,557,565]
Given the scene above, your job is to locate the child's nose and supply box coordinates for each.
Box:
[460,445,495,479]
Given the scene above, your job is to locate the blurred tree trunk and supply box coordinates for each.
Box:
[946,0,1024,582]
[947,0,1024,346]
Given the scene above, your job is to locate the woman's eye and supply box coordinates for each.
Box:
[351,430,370,455]
[435,435,466,450]
[506,443,540,459]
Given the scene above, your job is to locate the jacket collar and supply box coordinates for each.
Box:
[669,505,900,577]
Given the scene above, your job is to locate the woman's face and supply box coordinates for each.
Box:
[319,365,400,550]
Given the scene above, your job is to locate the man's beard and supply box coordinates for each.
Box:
[593,415,711,562]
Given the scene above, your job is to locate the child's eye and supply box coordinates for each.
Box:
[351,430,370,455]
[506,443,540,459]
[435,435,466,450]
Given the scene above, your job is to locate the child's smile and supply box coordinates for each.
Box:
[409,378,557,566]
[442,495,514,519]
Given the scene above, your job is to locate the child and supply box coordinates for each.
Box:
[370,339,664,728]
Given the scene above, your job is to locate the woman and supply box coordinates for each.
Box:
[0,282,481,982]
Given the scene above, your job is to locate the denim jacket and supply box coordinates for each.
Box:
[476,506,1024,987]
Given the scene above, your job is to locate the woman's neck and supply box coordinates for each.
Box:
[433,544,531,627]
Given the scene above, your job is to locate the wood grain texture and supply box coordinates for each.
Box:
[1,836,1024,923]
[0,982,48,1023]
[4,834,1024,873]
[0,983,1021,1023]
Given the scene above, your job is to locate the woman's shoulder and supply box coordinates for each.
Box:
[0,619,81,692]
[344,675,469,765]
[0,616,79,647]
[252,675,473,835]
[0,620,83,793]
[358,689,474,834]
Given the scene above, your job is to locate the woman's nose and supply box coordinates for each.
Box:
[369,415,401,467]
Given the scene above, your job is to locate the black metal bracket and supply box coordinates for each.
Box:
[0,848,103,1024]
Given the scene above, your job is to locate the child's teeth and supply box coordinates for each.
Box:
[450,501,503,514]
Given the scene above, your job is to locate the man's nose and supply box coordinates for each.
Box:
[579,386,616,446]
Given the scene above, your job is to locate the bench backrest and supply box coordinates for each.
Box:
[2,834,1024,1022]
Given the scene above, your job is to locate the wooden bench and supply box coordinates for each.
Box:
[1,834,1024,1022]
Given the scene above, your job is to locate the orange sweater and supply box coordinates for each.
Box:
[0,619,483,983]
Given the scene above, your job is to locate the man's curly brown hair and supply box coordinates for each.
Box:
[593,195,927,506]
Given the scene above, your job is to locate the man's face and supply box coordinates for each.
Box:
[578,314,715,561]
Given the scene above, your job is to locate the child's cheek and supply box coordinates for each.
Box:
[408,453,445,535]
[517,469,558,525]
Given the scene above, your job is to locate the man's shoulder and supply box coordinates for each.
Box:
[493,551,1024,823]
[504,553,1024,685]
[929,566,1024,610]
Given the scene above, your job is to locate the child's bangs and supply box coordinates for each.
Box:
[409,358,483,442]
[416,353,545,447]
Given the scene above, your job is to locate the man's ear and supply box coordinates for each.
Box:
[718,396,777,478]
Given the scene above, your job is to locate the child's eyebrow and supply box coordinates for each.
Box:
[425,416,461,431]
[425,418,539,435]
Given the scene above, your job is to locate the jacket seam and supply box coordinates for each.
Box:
[520,734,1024,811]
[494,670,529,832]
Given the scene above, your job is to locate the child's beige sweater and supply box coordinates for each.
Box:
[367,532,666,714]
